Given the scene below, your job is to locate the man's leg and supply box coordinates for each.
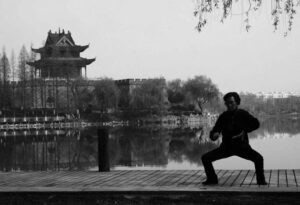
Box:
[201,146,232,183]
[234,145,266,185]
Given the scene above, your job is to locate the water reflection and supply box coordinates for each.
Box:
[0,116,299,171]
[0,129,98,171]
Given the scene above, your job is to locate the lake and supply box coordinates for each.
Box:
[0,116,299,171]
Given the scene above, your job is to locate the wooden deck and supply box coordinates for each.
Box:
[0,169,299,192]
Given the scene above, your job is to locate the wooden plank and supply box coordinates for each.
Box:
[220,170,235,186]
[33,171,77,187]
[80,173,110,186]
[269,169,278,187]
[92,170,132,186]
[118,170,154,186]
[241,170,255,186]
[154,170,183,186]
[13,172,58,187]
[119,170,158,186]
[48,171,90,186]
[81,171,128,186]
[216,170,227,181]
[185,170,205,187]
[225,170,242,187]
[249,172,258,187]
[167,170,195,186]
[51,171,88,184]
[73,171,117,187]
[286,170,297,187]
[232,170,249,186]
[261,169,271,187]
[278,169,288,187]
[107,171,144,186]
[139,170,165,186]
[175,170,199,186]
[0,169,300,192]
[156,170,187,187]
[102,170,145,186]
[294,169,300,187]
[0,172,37,186]
[145,170,172,186]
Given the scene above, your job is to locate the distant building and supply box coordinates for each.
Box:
[13,29,97,110]
[256,91,300,99]
[27,29,95,79]
[115,79,147,108]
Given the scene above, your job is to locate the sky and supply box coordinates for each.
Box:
[0,0,300,94]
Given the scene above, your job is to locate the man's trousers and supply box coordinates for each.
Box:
[201,143,266,183]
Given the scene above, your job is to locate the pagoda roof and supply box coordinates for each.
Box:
[45,30,75,46]
[31,45,90,53]
[27,57,96,68]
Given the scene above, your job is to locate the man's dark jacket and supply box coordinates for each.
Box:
[210,109,260,146]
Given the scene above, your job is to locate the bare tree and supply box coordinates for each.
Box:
[29,43,37,108]
[0,47,11,108]
[18,45,30,108]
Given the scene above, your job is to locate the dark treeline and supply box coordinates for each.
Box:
[0,45,36,110]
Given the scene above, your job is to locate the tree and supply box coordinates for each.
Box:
[29,43,37,108]
[94,78,120,111]
[183,75,219,114]
[0,47,11,108]
[167,79,185,104]
[10,50,17,107]
[130,78,168,112]
[194,0,300,35]
[18,45,30,108]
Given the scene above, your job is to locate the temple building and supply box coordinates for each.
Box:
[19,29,97,110]
[27,29,95,79]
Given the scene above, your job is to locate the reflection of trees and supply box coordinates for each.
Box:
[1,117,298,171]
[0,129,98,171]
[109,127,171,167]
[109,126,221,168]
[168,127,219,166]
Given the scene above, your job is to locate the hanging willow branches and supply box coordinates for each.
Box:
[194,0,300,35]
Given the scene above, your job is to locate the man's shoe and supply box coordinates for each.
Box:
[202,179,218,185]
[257,180,267,185]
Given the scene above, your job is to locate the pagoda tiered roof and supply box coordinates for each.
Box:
[31,45,90,54]
[27,57,95,68]
[27,29,95,78]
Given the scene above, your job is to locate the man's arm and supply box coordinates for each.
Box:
[209,114,224,140]
[243,111,260,133]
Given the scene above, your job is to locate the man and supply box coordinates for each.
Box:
[201,92,267,185]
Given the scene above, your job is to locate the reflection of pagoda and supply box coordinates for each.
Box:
[27,29,95,79]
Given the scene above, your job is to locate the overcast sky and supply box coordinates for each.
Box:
[0,0,299,93]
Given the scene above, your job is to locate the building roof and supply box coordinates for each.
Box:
[31,45,89,53]
[45,30,75,46]
[27,57,96,68]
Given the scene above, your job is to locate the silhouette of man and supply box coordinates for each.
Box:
[201,92,267,185]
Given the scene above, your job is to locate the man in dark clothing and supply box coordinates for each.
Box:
[201,92,267,185]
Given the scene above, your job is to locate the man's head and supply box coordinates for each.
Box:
[223,92,240,111]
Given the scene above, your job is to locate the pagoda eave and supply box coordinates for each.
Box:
[27,58,95,68]
[85,58,96,65]
[31,47,44,53]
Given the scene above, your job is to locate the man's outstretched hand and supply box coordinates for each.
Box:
[210,132,219,141]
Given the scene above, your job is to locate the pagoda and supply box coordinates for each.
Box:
[27,29,95,79]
